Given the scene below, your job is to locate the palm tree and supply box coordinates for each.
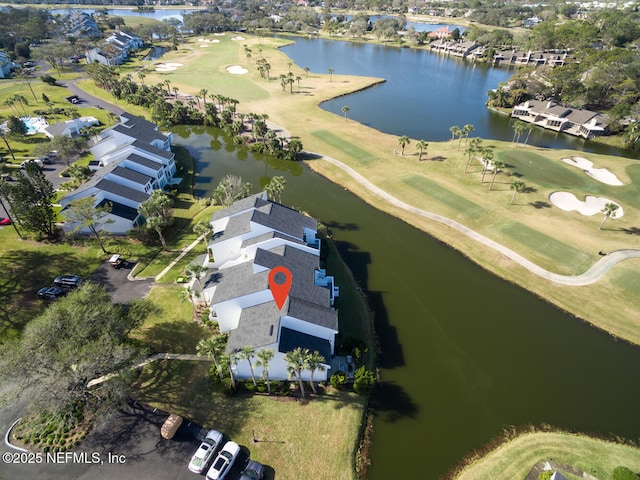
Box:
[510,180,526,204]
[464,138,483,174]
[449,125,460,143]
[328,67,334,82]
[481,148,494,183]
[199,88,208,106]
[512,120,527,145]
[489,159,506,190]
[196,335,227,381]
[462,124,475,145]
[523,124,534,145]
[138,70,146,85]
[285,347,309,398]
[342,105,350,121]
[254,348,274,394]
[304,66,310,78]
[185,262,209,306]
[599,203,619,230]
[265,176,286,203]
[179,286,197,312]
[172,86,179,98]
[193,219,214,248]
[164,79,171,96]
[398,135,410,155]
[237,346,257,387]
[305,350,326,395]
[415,140,428,161]
[220,353,238,391]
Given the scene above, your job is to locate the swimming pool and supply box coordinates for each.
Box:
[20,116,48,135]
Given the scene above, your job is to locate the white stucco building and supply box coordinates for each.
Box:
[199,193,340,381]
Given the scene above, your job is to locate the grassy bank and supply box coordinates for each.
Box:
[454,432,640,480]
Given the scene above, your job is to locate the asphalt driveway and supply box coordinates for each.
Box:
[89,260,154,304]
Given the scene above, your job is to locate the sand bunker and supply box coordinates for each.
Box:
[214,33,225,36]
[550,192,624,217]
[197,38,220,43]
[231,36,245,41]
[562,156,623,186]
[155,62,183,72]
[226,65,248,74]
[199,45,210,48]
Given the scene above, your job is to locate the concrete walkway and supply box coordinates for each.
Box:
[87,352,209,388]
[314,152,640,286]
[154,234,206,281]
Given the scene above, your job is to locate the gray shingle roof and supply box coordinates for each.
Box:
[44,122,69,137]
[287,297,337,331]
[211,192,268,221]
[96,198,139,221]
[95,178,150,204]
[254,245,330,307]
[240,231,305,248]
[131,139,173,159]
[115,113,168,144]
[125,153,163,172]
[278,327,332,362]
[111,166,152,185]
[225,302,281,352]
[210,211,253,244]
[211,192,316,242]
[208,263,270,304]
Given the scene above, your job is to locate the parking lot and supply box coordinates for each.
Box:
[1,400,254,480]
[89,260,154,304]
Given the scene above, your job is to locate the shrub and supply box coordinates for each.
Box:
[219,377,235,396]
[41,75,57,85]
[538,472,552,480]
[353,366,376,395]
[270,380,291,396]
[613,466,639,480]
[330,371,348,390]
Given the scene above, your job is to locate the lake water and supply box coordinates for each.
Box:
[174,126,640,479]
[280,37,637,158]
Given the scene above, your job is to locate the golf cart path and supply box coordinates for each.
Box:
[314,152,640,286]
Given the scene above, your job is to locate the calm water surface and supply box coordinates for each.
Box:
[175,127,640,479]
[280,37,638,158]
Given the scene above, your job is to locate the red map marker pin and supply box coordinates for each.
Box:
[269,266,292,310]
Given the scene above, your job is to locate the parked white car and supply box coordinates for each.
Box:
[188,430,224,474]
[205,441,240,480]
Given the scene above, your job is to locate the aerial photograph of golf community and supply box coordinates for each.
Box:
[0,2,639,480]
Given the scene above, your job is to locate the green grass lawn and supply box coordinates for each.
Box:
[401,174,485,217]
[455,432,640,480]
[311,130,380,165]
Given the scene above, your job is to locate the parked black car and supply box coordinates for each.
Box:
[37,286,67,300]
[54,274,84,289]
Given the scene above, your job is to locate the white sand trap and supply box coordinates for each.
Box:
[562,156,623,186]
[231,36,245,41]
[226,65,248,74]
[197,38,205,42]
[214,33,225,36]
[550,192,624,217]
[199,44,210,48]
[155,62,184,72]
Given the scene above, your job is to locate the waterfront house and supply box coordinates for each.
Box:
[85,31,142,66]
[200,193,340,381]
[512,99,609,139]
[63,11,101,38]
